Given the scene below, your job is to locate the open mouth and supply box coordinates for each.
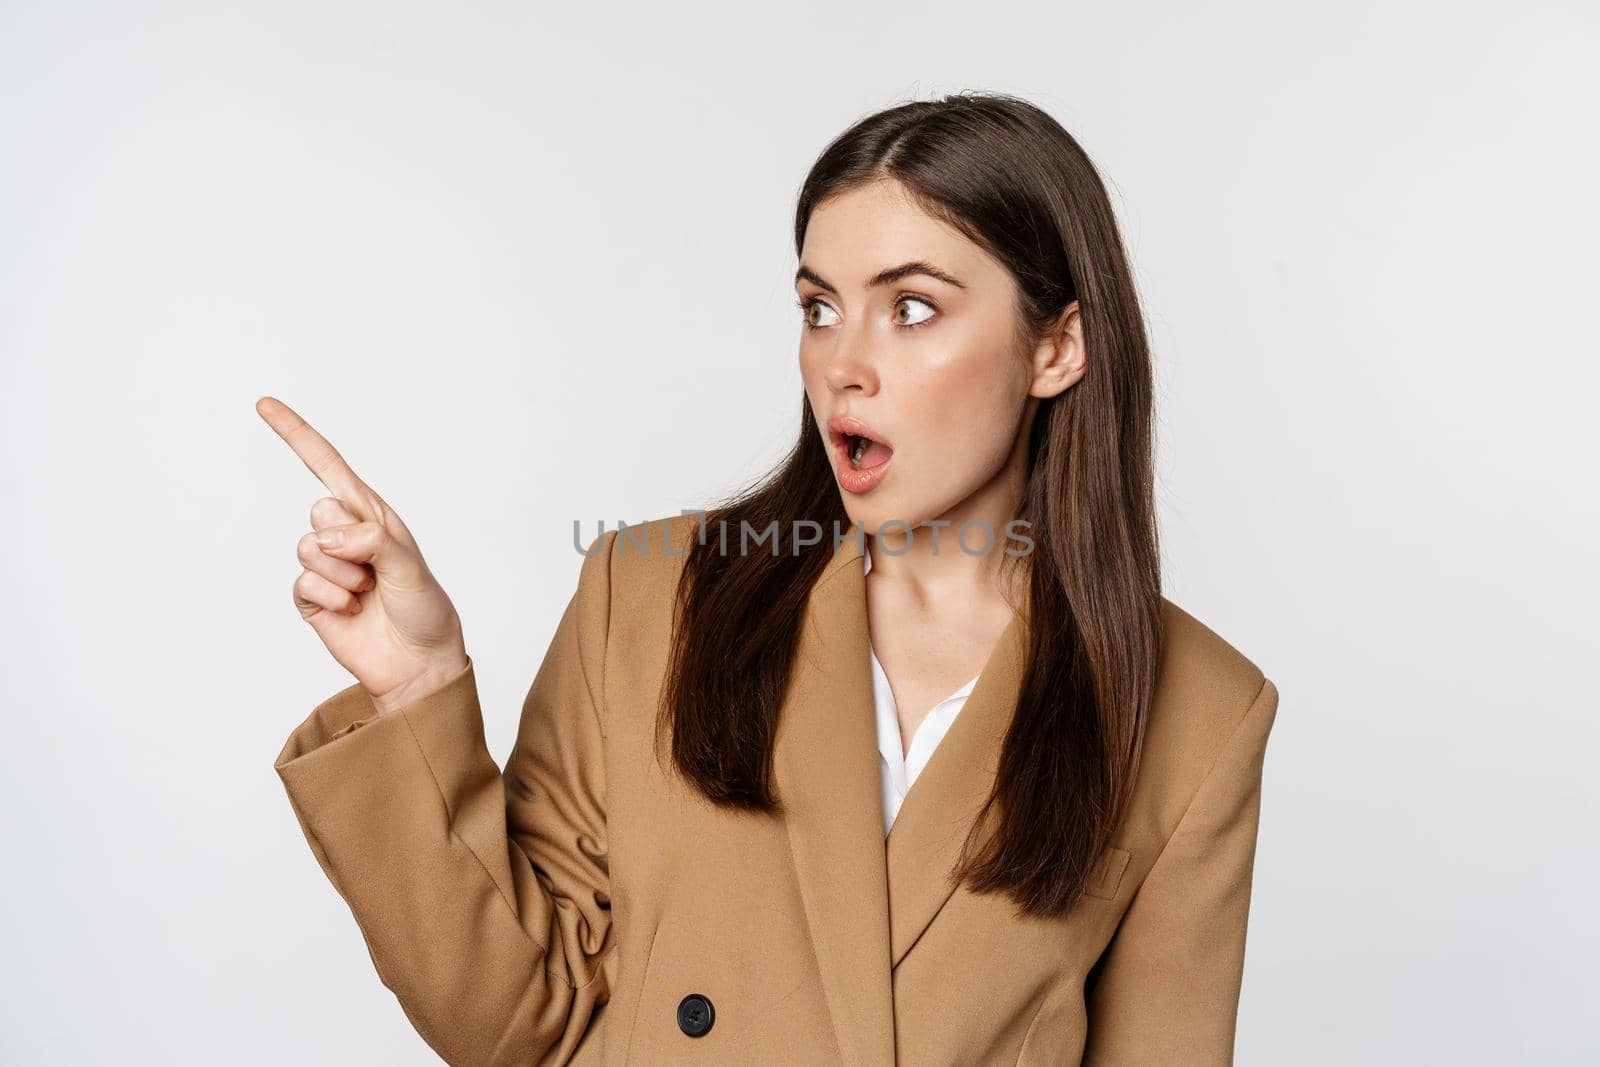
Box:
[827,415,895,472]
[841,432,892,469]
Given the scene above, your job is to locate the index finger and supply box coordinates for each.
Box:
[255,395,379,518]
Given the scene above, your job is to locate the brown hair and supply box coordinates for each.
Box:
[655,90,1162,918]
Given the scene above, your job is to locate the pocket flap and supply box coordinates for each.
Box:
[1084,846,1132,900]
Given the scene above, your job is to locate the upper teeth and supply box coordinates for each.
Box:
[850,435,867,465]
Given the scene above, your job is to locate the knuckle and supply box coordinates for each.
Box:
[352,522,385,556]
[309,496,347,525]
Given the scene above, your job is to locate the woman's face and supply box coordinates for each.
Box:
[797,178,1080,542]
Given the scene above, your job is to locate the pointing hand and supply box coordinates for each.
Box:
[257,395,470,717]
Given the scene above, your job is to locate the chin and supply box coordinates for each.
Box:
[839,498,921,538]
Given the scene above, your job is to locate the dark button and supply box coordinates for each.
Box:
[676,992,715,1037]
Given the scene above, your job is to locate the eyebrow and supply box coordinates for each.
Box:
[794,259,968,294]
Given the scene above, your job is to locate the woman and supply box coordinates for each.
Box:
[265,91,1279,1066]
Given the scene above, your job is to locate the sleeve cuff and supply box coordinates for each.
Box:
[273,656,476,768]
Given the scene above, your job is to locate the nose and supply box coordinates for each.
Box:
[820,332,879,396]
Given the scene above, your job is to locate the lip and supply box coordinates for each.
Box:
[826,414,894,494]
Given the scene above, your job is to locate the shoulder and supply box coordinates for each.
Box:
[570,514,714,697]
[1134,597,1279,814]
[574,512,704,611]
[1156,596,1270,713]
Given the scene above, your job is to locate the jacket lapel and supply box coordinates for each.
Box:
[772,524,894,1067]
[773,522,1030,1063]
[884,604,1027,967]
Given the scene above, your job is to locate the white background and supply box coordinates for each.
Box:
[3,1,1596,1063]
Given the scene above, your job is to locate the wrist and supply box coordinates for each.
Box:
[371,652,471,718]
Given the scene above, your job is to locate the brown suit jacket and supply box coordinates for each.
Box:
[275,512,1280,1066]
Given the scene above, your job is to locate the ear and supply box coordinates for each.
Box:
[1027,300,1086,399]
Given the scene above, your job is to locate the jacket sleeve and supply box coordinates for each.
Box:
[274,529,620,1067]
[1083,675,1280,1066]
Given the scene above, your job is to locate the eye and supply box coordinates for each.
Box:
[796,297,840,330]
[893,295,937,329]
[795,294,939,332]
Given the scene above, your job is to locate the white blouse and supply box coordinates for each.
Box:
[863,540,983,836]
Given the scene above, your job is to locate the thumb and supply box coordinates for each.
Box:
[314,520,428,586]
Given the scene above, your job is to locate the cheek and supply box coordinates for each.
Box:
[900,348,1022,467]
[799,349,830,404]
[908,396,1014,481]
[797,347,822,393]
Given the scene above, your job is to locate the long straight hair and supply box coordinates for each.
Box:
[654,91,1162,919]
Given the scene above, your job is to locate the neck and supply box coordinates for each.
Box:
[868,477,1029,611]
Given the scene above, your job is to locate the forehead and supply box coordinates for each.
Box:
[799,180,1000,286]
